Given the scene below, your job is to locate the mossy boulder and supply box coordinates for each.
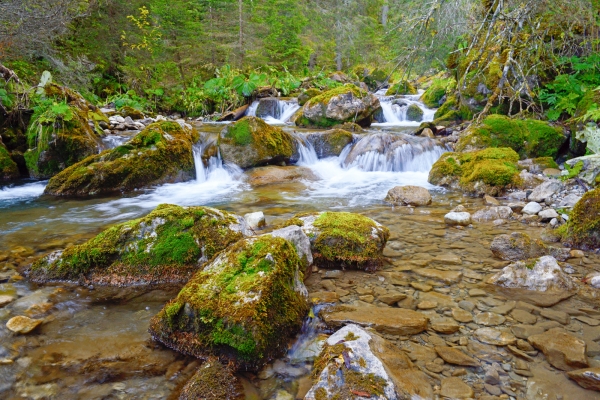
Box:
[456,115,567,159]
[218,116,295,169]
[306,129,354,157]
[44,121,198,197]
[560,188,600,250]
[298,88,322,106]
[149,235,309,368]
[118,106,145,120]
[295,85,380,128]
[0,140,20,181]
[385,81,417,96]
[432,95,473,125]
[179,361,244,400]
[284,211,390,271]
[25,83,109,179]
[420,77,455,108]
[26,204,252,286]
[428,147,521,196]
[362,68,388,91]
[406,104,424,122]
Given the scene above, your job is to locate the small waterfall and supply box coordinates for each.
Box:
[292,135,319,165]
[246,101,259,117]
[375,90,436,126]
[192,141,242,183]
[246,98,300,124]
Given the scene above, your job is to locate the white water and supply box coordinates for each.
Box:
[373,90,437,127]
[0,182,47,203]
[246,98,300,124]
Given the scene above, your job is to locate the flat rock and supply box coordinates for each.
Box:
[529,328,588,371]
[432,253,462,265]
[378,291,407,305]
[321,305,428,335]
[474,312,506,326]
[435,346,480,367]
[440,377,474,399]
[568,367,600,391]
[410,282,432,292]
[0,295,16,307]
[474,328,516,346]
[6,316,42,334]
[444,212,472,226]
[528,180,563,202]
[414,268,462,283]
[452,308,473,323]
[540,309,570,325]
[430,317,460,334]
[511,324,547,339]
[309,291,339,304]
[511,309,537,324]
[468,289,487,297]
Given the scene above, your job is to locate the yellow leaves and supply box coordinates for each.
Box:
[122,6,161,52]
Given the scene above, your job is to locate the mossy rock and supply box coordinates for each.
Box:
[118,106,145,120]
[560,188,600,250]
[306,129,354,157]
[385,81,417,96]
[218,116,295,169]
[285,212,390,271]
[532,157,559,170]
[428,147,521,196]
[296,85,380,128]
[25,83,109,179]
[298,88,322,106]
[406,104,424,122]
[149,235,309,368]
[26,204,251,285]
[179,361,244,400]
[362,68,388,91]
[44,121,199,197]
[420,77,455,108]
[456,115,566,159]
[0,141,20,181]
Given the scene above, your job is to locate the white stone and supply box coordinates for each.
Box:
[444,212,472,226]
[586,272,600,289]
[522,202,542,215]
[528,180,564,202]
[538,208,559,220]
[472,206,513,222]
[487,256,576,292]
[244,211,266,229]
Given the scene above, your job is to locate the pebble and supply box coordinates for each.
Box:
[474,312,506,326]
[417,301,438,310]
[452,308,473,323]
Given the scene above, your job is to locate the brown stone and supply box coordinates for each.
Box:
[435,346,480,367]
[567,367,600,391]
[440,377,474,399]
[413,268,462,283]
[309,291,339,304]
[378,291,407,305]
[6,316,42,334]
[451,308,473,323]
[474,328,516,346]
[321,305,428,335]
[245,166,318,186]
[511,309,537,324]
[430,317,460,334]
[474,312,506,326]
[384,185,432,207]
[529,329,588,371]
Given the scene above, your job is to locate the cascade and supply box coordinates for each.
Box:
[246,98,300,124]
[374,91,436,126]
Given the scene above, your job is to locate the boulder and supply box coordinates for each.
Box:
[406,104,424,122]
[218,117,295,169]
[285,211,389,270]
[568,367,600,391]
[295,85,380,128]
[561,188,600,250]
[44,121,198,197]
[254,97,279,119]
[429,148,521,196]
[528,180,564,202]
[179,362,244,400]
[444,211,472,226]
[305,324,433,400]
[384,185,432,206]
[490,232,570,262]
[25,83,108,179]
[244,211,265,229]
[27,204,251,286]
[472,206,513,222]
[266,225,313,271]
[118,106,144,120]
[298,88,321,106]
[529,328,588,371]
[244,165,319,187]
[149,234,309,368]
[386,80,417,96]
[565,154,600,187]
[305,129,353,158]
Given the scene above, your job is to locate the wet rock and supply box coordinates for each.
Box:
[529,328,588,371]
[511,309,537,324]
[484,195,500,206]
[474,328,516,346]
[435,346,480,367]
[320,305,428,336]
[378,291,407,305]
[440,377,474,399]
[286,211,389,271]
[522,202,542,215]
[219,117,296,168]
[0,295,15,307]
[44,121,198,197]
[266,225,313,269]
[6,316,42,334]
[384,185,432,207]
[430,317,460,334]
[245,166,319,186]
[528,180,564,202]
[414,268,462,284]
[179,362,244,400]
[244,211,266,229]
[444,212,472,226]
[474,312,506,326]
[28,205,251,286]
[490,232,570,262]
[568,367,600,391]
[452,308,473,323]
[149,235,309,367]
[472,206,513,222]
[540,309,570,325]
[305,129,354,158]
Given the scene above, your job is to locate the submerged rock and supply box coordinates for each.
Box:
[219,117,295,169]
[179,361,244,400]
[305,128,354,157]
[384,185,432,206]
[490,232,570,261]
[561,188,600,250]
[487,256,576,292]
[149,235,309,368]
[296,85,380,128]
[285,211,389,270]
[305,324,433,400]
[27,204,251,286]
[406,104,424,122]
[6,315,42,334]
[568,367,600,391]
[529,328,588,371]
[444,211,471,226]
[44,121,198,197]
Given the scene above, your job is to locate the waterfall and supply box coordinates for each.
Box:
[374,90,436,126]
[192,141,242,183]
[245,98,300,124]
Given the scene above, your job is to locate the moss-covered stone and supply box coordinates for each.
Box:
[560,188,600,250]
[285,212,390,271]
[296,85,380,128]
[456,115,566,159]
[24,83,109,179]
[429,147,521,196]
[149,235,309,368]
[298,88,322,106]
[44,121,198,197]
[0,141,19,181]
[420,78,455,108]
[406,104,424,122]
[306,129,354,158]
[27,204,250,285]
[385,80,417,96]
[218,116,295,169]
[179,361,244,400]
[118,106,145,120]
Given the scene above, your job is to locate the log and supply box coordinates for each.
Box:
[217,104,249,122]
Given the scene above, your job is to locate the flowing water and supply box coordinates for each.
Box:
[1,96,599,399]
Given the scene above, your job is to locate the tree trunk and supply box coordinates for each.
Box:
[381,1,389,27]
[238,0,244,68]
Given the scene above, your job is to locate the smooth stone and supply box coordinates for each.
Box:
[309,291,339,304]
[435,346,480,367]
[452,308,473,323]
[459,300,476,312]
[419,291,456,308]
[511,324,546,339]
[432,254,462,265]
[468,289,487,297]
[540,309,570,325]
[0,295,15,307]
[522,202,542,215]
[474,312,506,326]
[414,268,462,283]
[384,185,432,206]
[321,305,428,335]
[489,301,516,315]
[567,367,600,391]
[474,328,516,346]
[529,328,589,371]
[444,212,472,226]
[472,206,513,222]
[574,316,600,326]
[538,208,559,221]
[417,301,438,310]
[411,282,432,292]
[440,377,474,399]
[243,211,266,229]
[528,180,563,202]
[378,291,407,305]
[511,309,537,324]
[483,195,499,206]
[6,316,42,334]
[430,317,460,334]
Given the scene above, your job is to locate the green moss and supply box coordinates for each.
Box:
[0,143,19,180]
[533,157,559,169]
[118,106,144,119]
[179,361,244,400]
[406,104,424,122]
[299,88,322,106]
[429,147,521,195]
[149,235,309,367]
[28,204,244,285]
[561,188,600,250]
[307,85,367,108]
[420,78,455,108]
[385,80,417,96]
[456,115,566,159]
